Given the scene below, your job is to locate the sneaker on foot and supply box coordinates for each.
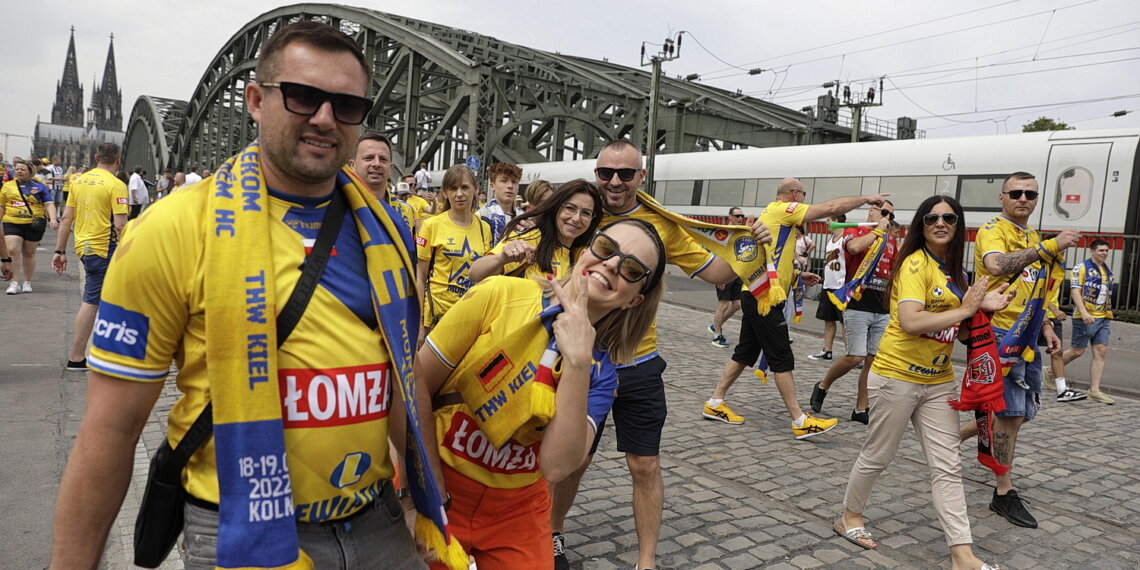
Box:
[20,281,32,293]
[65,358,88,371]
[711,335,730,348]
[990,489,1037,528]
[703,402,744,424]
[810,382,828,413]
[1056,388,1087,402]
[6,281,19,295]
[807,350,833,361]
[553,532,569,570]
[850,409,869,425]
[707,324,717,337]
[792,415,837,439]
[1088,389,1116,404]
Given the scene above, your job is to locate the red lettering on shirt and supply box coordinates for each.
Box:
[443,411,540,474]
[785,203,799,214]
[280,364,390,428]
[116,197,128,205]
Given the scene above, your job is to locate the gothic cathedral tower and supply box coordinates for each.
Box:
[50,27,84,127]
[89,34,122,131]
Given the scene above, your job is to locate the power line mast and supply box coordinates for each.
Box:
[641,32,683,195]
[822,77,885,142]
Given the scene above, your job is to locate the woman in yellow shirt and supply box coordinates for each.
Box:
[414,218,667,569]
[836,195,1010,570]
[469,179,602,283]
[416,164,493,336]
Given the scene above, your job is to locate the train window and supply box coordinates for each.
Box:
[660,179,701,206]
[813,177,862,203]
[957,176,1003,211]
[752,178,787,206]
[706,179,746,206]
[1054,166,1094,220]
[877,176,937,210]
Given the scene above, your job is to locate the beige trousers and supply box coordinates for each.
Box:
[843,371,972,547]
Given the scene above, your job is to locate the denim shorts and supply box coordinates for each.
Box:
[844,310,889,357]
[1071,317,1111,348]
[993,329,1041,421]
[80,255,110,304]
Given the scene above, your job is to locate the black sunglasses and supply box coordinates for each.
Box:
[923,212,959,226]
[588,231,653,288]
[879,208,895,220]
[595,167,640,182]
[1003,189,1039,200]
[260,81,372,125]
[731,213,746,219]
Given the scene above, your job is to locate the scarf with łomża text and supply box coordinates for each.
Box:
[828,228,888,311]
[633,191,784,314]
[205,142,464,570]
[453,301,563,448]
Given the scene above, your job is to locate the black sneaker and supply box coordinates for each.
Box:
[553,532,569,570]
[807,350,832,361]
[989,489,1037,528]
[65,358,88,371]
[810,382,828,413]
[850,409,869,425]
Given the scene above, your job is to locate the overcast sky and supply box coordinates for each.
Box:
[2,0,1138,161]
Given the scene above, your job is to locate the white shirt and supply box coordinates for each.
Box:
[822,234,848,290]
[414,168,431,189]
[185,172,203,185]
[128,173,150,205]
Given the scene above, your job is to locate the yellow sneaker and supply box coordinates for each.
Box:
[792,415,838,439]
[703,402,744,424]
[1088,389,1116,404]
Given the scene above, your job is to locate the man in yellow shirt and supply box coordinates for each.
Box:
[703,178,888,438]
[50,143,128,370]
[965,171,1080,529]
[1062,239,1115,404]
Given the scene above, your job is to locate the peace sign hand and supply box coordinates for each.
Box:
[549,271,595,369]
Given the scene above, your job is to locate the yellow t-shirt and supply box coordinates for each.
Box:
[416,213,493,326]
[974,215,1050,331]
[425,277,617,489]
[872,249,962,384]
[66,168,129,258]
[1,179,53,224]
[603,202,715,362]
[488,227,572,281]
[759,200,809,292]
[86,185,401,521]
[406,194,431,220]
[1070,262,1112,319]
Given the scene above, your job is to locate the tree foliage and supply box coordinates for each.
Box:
[1022,117,1074,132]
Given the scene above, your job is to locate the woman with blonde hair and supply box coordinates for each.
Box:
[414,218,668,569]
[416,164,493,336]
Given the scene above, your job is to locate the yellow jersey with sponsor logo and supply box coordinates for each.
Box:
[425,277,617,489]
[1,178,53,224]
[603,203,715,362]
[1070,262,1112,319]
[416,213,492,327]
[758,200,809,292]
[974,215,1049,331]
[66,168,129,258]
[87,185,399,522]
[488,227,572,281]
[872,249,962,385]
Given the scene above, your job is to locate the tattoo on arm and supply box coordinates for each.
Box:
[993,247,1040,276]
[993,432,1012,466]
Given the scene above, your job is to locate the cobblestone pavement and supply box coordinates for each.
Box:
[560,301,1140,569]
[15,243,1138,568]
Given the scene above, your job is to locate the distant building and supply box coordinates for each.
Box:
[33,28,124,168]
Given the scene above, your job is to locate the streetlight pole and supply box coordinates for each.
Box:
[641,33,683,196]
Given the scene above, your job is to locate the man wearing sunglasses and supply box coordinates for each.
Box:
[704,177,889,440]
[50,22,431,569]
[962,171,1080,530]
[550,140,771,570]
[810,201,898,425]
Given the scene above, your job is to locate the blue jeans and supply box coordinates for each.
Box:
[182,483,425,570]
[993,329,1041,421]
[1071,317,1111,348]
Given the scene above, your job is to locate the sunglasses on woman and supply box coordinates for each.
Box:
[922,212,959,226]
[588,231,652,288]
[260,81,373,125]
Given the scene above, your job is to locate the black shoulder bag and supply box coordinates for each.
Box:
[133,189,347,568]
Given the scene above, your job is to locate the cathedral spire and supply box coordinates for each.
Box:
[51,26,85,127]
[90,33,122,132]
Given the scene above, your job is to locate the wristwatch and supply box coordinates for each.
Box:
[0,257,11,263]
[54,250,66,255]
